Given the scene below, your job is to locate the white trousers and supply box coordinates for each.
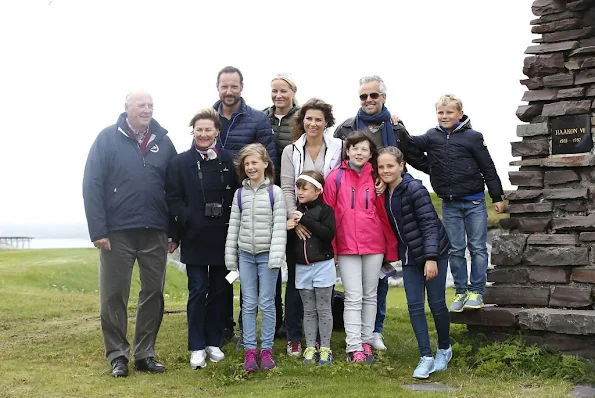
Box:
[338,254,383,353]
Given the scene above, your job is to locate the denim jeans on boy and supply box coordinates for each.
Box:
[238,250,279,350]
[441,199,488,295]
[374,277,389,333]
[402,254,450,357]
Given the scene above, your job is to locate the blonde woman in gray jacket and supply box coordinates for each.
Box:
[225,143,287,373]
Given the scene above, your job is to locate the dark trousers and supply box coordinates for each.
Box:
[374,277,389,333]
[284,232,303,341]
[402,254,451,357]
[99,228,167,364]
[186,264,227,350]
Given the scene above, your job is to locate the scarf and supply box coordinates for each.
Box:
[194,139,218,161]
[356,105,396,147]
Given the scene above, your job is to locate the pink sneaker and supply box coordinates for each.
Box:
[347,351,365,363]
[260,349,276,370]
[243,349,258,373]
[362,343,375,365]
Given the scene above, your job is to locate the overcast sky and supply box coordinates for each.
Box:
[0,0,534,228]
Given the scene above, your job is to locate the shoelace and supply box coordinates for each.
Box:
[319,348,331,361]
[291,341,300,352]
[245,350,257,362]
[363,344,373,356]
[303,347,316,359]
[261,350,273,362]
[353,351,366,361]
[418,357,433,367]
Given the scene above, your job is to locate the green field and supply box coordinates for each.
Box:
[429,191,508,230]
[0,249,584,398]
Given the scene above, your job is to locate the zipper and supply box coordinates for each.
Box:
[388,193,408,265]
[351,187,355,209]
[251,186,256,253]
[303,205,310,264]
[365,188,369,209]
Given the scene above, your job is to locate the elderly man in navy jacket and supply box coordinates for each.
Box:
[213,66,280,346]
[83,90,177,377]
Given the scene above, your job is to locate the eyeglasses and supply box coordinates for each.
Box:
[359,92,381,101]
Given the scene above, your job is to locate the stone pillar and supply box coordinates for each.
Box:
[451,0,595,358]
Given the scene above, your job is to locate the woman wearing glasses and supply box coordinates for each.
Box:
[166,108,238,370]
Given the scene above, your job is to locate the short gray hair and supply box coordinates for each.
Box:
[359,75,387,95]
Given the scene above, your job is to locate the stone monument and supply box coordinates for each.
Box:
[451,0,595,358]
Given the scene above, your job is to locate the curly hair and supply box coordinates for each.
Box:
[291,98,335,142]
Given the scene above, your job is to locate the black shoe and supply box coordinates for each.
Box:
[134,357,166,373]
[110,356,128,378]
[220,327,237,347]
[275,323,286,340]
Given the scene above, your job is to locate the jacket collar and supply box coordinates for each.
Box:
[297,195,323,209]
[263,105,299,118]
[116,112,168,140]
[437,114,472,134]
[213,98,248,118]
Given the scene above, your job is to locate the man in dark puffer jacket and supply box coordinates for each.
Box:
[214,66,280,346]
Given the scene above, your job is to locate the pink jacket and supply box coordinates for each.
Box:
[323,160,398,261]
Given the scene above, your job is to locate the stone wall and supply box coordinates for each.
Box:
[451,0,595,358]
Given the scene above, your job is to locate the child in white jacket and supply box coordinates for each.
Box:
[225,143,287,373]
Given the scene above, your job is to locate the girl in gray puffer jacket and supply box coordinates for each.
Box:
[225,143,287,373]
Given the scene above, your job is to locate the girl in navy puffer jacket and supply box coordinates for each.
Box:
[377,146,451,380]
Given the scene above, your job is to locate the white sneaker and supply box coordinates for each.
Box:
[205,346,225,362]
[190,350,207,369]
[372,332,387,351]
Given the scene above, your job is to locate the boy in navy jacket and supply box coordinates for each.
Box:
[407,94,504,312]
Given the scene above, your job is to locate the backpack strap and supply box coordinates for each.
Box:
[238,186,274,213]
[335,168,343,191]
[238,187,243,212]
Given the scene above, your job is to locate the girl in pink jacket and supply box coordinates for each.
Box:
[323,132,397,365]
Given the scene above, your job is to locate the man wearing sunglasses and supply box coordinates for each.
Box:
[334,75,428,353]
[334,75,428,173]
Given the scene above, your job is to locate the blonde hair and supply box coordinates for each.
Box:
[436,94,463,111]
[272,73,298,107]
[235,143,275,185]
[378,146,405,165]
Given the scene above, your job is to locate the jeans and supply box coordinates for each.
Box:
[239,251,279,350]
[186,265,227,350]
[338,254,383,353]
[374,277,389,333]
[238,271,283,333]
[402,254,450,357]
[284,233,304,341]
[442,199,488,295]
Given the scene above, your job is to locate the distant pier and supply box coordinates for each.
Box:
[0,237,33,249]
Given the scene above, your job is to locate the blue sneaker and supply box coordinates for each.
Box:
[449,292,468,312]
[433,345,452,372]
[463,293,484,310]
[302,346,318,365]
[318,347,332,366]
[412,356,435,379]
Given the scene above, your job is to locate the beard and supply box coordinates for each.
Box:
[221,94,240,107]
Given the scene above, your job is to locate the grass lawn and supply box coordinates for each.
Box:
[0,249,580,397]
[429,191,508,230]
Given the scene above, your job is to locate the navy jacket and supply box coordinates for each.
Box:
[294,196,336,265]
[83,113,177,242]
[213,98,279,180]
[410,115,504,202]
[165,145,238,266]
[385,173,450,267]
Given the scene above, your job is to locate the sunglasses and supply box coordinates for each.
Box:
[359,92,381,101]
